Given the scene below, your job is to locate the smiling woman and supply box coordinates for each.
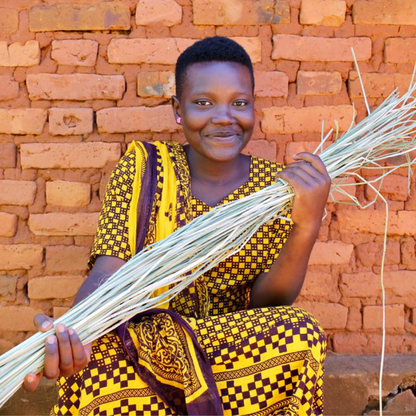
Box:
[25,37,329,416]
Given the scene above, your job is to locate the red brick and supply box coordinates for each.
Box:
[0,41,40,67]
[295,301,348,329]
[29,3,131,32]
[309,241,353,265]
[402,238,416,269]
[0,76,19,101]
[29,213,99,236]
[28,275,85,299]
[300,0,346,27]
[0,306,44,331]
[108,38,194,65]
[297,71,342,96]
[242,140,277,160]
[385,38,416,64]
[353,0,416,25]
[20,143,120,169]
[0,244,43,270]
[332,332,368,354]
[337,210,416,236]
[136,0,182,27]
[385,271,416,298]
[0,180,36,206]
[262,105,355,134]
[254,71,288,97]
[0,212,17,237]
[341,270,416,298]
[0,275,17,300]
[355,240,400,267]
[51,40,98,67]
[0,143,16,168]
[363,305,404,330]
[26,74,125,101]
[97,106,178,134]
[45,245,90,274]
[233,37,262,64]
[349,72,412,98]
[0,109,47,135]
[365,175,409,202]
[49,108,93,136]
[137,71,175,98]
[272,35,371,62]
[329,176,357,203]
[298,270,341,302]
[46,180,91,207]
[0,8,19,35]
[193,0,290,25]
[53,306,70,319]
[108,37,262,64]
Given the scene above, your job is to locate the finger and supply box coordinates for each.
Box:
[34,314,54,332]
[23,372,43,392]
[55,324,74,375]
[276,169,309,189]
[283,166,321,187]
[44,335,60,379]
[292,152,328,176]
[68,329,90,371]
[284,162,327,183]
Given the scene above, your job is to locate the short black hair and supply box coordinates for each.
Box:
[175,36,254,100]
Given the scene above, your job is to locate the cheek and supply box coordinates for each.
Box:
[238,109,255,132]
[182,108,210,131]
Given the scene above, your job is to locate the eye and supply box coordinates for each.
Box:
[233,100,248,107]
[195,100,212,106]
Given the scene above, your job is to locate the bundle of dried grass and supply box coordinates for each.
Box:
[1,60,416,410]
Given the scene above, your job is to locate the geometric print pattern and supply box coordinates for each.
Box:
[53,143,327,415]
[89,145,292,318]
[52,306,326,415]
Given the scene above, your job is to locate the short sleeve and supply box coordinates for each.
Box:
[88,151,137,269]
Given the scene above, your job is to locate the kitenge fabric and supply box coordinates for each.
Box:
[51,141,327,416]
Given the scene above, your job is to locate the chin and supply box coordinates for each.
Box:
[205,148,242,162]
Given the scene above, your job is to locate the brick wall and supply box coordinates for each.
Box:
[1,0,416,355]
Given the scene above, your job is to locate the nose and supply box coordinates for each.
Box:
[211,105,235,125]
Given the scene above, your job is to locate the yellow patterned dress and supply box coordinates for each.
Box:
[52,141,327,416]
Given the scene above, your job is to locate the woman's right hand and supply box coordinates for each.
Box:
[23,314,92,392]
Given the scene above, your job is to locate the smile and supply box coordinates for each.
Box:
[206,134,241,144]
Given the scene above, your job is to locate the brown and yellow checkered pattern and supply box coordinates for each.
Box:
[54,143,327,416]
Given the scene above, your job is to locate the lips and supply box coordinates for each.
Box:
[206,133,241,145]
[206,130,241,138]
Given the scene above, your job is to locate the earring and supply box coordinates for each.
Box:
[177,117,181,124]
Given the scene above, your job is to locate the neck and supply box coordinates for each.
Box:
[185,146,244,185]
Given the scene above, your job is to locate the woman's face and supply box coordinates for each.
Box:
[172,61,255,162]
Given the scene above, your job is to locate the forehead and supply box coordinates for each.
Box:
[183,61,253,96]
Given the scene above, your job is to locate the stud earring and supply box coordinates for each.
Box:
[177,117,181,124]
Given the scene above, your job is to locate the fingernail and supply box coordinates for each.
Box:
[47,336,55,345]
[56,324,65,333]
[41,321,51,330]
[27,375,34,383]
[293,153,299,157]
[68,328,75,336]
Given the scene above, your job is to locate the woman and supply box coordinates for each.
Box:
[24,36,330,415]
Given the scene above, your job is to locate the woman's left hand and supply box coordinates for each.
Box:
[276,152,331,235]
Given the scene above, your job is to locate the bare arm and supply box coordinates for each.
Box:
[250,153,331,308]
[74,255,127,305]
[23,255,126,392]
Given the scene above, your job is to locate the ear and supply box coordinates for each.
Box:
[171,95,181,121]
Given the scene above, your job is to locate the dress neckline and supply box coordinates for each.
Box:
[179,146,254,209]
